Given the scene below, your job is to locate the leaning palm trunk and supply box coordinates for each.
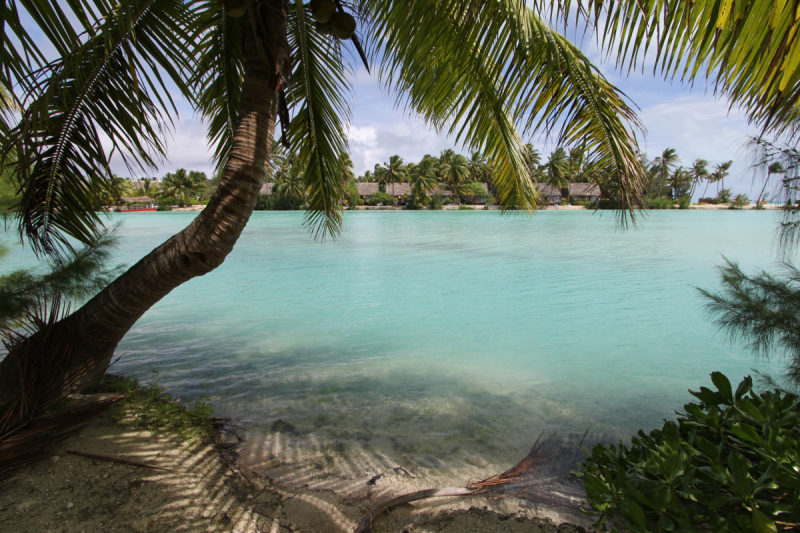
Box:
[0,8,287,402]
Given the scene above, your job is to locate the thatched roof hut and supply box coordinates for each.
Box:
[357,183,380,197]
[569,183,601,200]
[119,196,153,204]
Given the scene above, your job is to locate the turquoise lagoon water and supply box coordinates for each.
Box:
[0,210,787,484]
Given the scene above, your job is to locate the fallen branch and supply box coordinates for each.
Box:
[355,487,475,533]
[65,450,187,474]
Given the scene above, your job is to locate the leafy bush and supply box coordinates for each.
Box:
[699,197,721,205]
[597,198,621,210]
[646,196,675,209]
[486,193,494,208]
[577,372,800,533]
[719,188,733,203]
[458,205,475,210]
[254,193,295,211]
[429,192,444,210]
[367,191,394,206]
[156,205,172,211]
[730,194,751,209]
[678,196,691,209]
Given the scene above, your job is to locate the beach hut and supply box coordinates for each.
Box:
[357,182,380,200]
[569,183,601,202]
[533,183,563,204]
[118,196,155,212]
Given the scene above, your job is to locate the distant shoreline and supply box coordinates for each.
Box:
[156,203,787,213]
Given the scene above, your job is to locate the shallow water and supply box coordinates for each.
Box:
[1,210,787,485]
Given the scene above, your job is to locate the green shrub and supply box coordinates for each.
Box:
[254,193,295,210]
[367,191,394,206]
[156,205,172,211]
[486,193,494,208]
[719,188,733,203]
[458,205,475,210]
[429,192,444,210]
[645,196,675,209]
[730,194,750,209]
[596,199,619,209]
[678,196,691,209]
[576,372,800,533]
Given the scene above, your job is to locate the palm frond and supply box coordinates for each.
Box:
[191,0,244,173]
[549,0,800,134]
[363,0,645,218]
[3,0,195,258]
[286,0,351,238]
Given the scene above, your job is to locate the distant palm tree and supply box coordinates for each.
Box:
[756,162,786,206]
[668,167,692,199]
[378,155,407,202]
[712,161,734,194]
[407,160,438,205]
[522,144,541,180]
[161,169,197,205]
[651,148,680,197]
[275,166,305,209]
[546,148,570,200]
[440,154,470,204]
[689,159,709,199]
[567,144,587,182]
[468,151,489,183]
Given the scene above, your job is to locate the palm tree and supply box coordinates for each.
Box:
[274,165,306,208]
[161,169,198,205]
[441,154,470,204]
[650,148,680,198]
[339,152,355,187]
[408,159,438,203]
[522,144,541,181]
[689,159,709,199]
[668,167,692,199]
[756,162,786,207]
[546,148,570,200]
[713,161,734,194]
[467,151,489,183]
[0,0,647,395]
[378,155,406,202]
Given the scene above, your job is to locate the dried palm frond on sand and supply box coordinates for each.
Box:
[355,431,589,533]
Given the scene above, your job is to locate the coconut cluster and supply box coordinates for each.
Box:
[309,0,356,40]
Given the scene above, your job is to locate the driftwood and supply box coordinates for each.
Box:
[65,450,187,473]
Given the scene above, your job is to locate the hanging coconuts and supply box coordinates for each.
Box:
[314,21,334,35]
[310,0,336,23]
[224,0,246,18]
[330,12,356,40]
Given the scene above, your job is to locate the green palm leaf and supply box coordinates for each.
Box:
[2,0,195,257]
[286,0,351,238]
[364,0,645,218]
[191,0,244,172]
[554,0,800,133]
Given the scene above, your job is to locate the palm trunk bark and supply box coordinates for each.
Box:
[0,5,288,402]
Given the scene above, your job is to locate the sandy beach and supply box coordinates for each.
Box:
[0,395,590,533]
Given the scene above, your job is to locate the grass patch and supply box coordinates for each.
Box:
[101,370,215,443]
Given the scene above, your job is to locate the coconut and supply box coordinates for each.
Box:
[225,0,246,17]
[330,12,356,40]
[314,21,333,35]
[310,0,336,23]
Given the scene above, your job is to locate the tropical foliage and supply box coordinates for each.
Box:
[577,372,800,533]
